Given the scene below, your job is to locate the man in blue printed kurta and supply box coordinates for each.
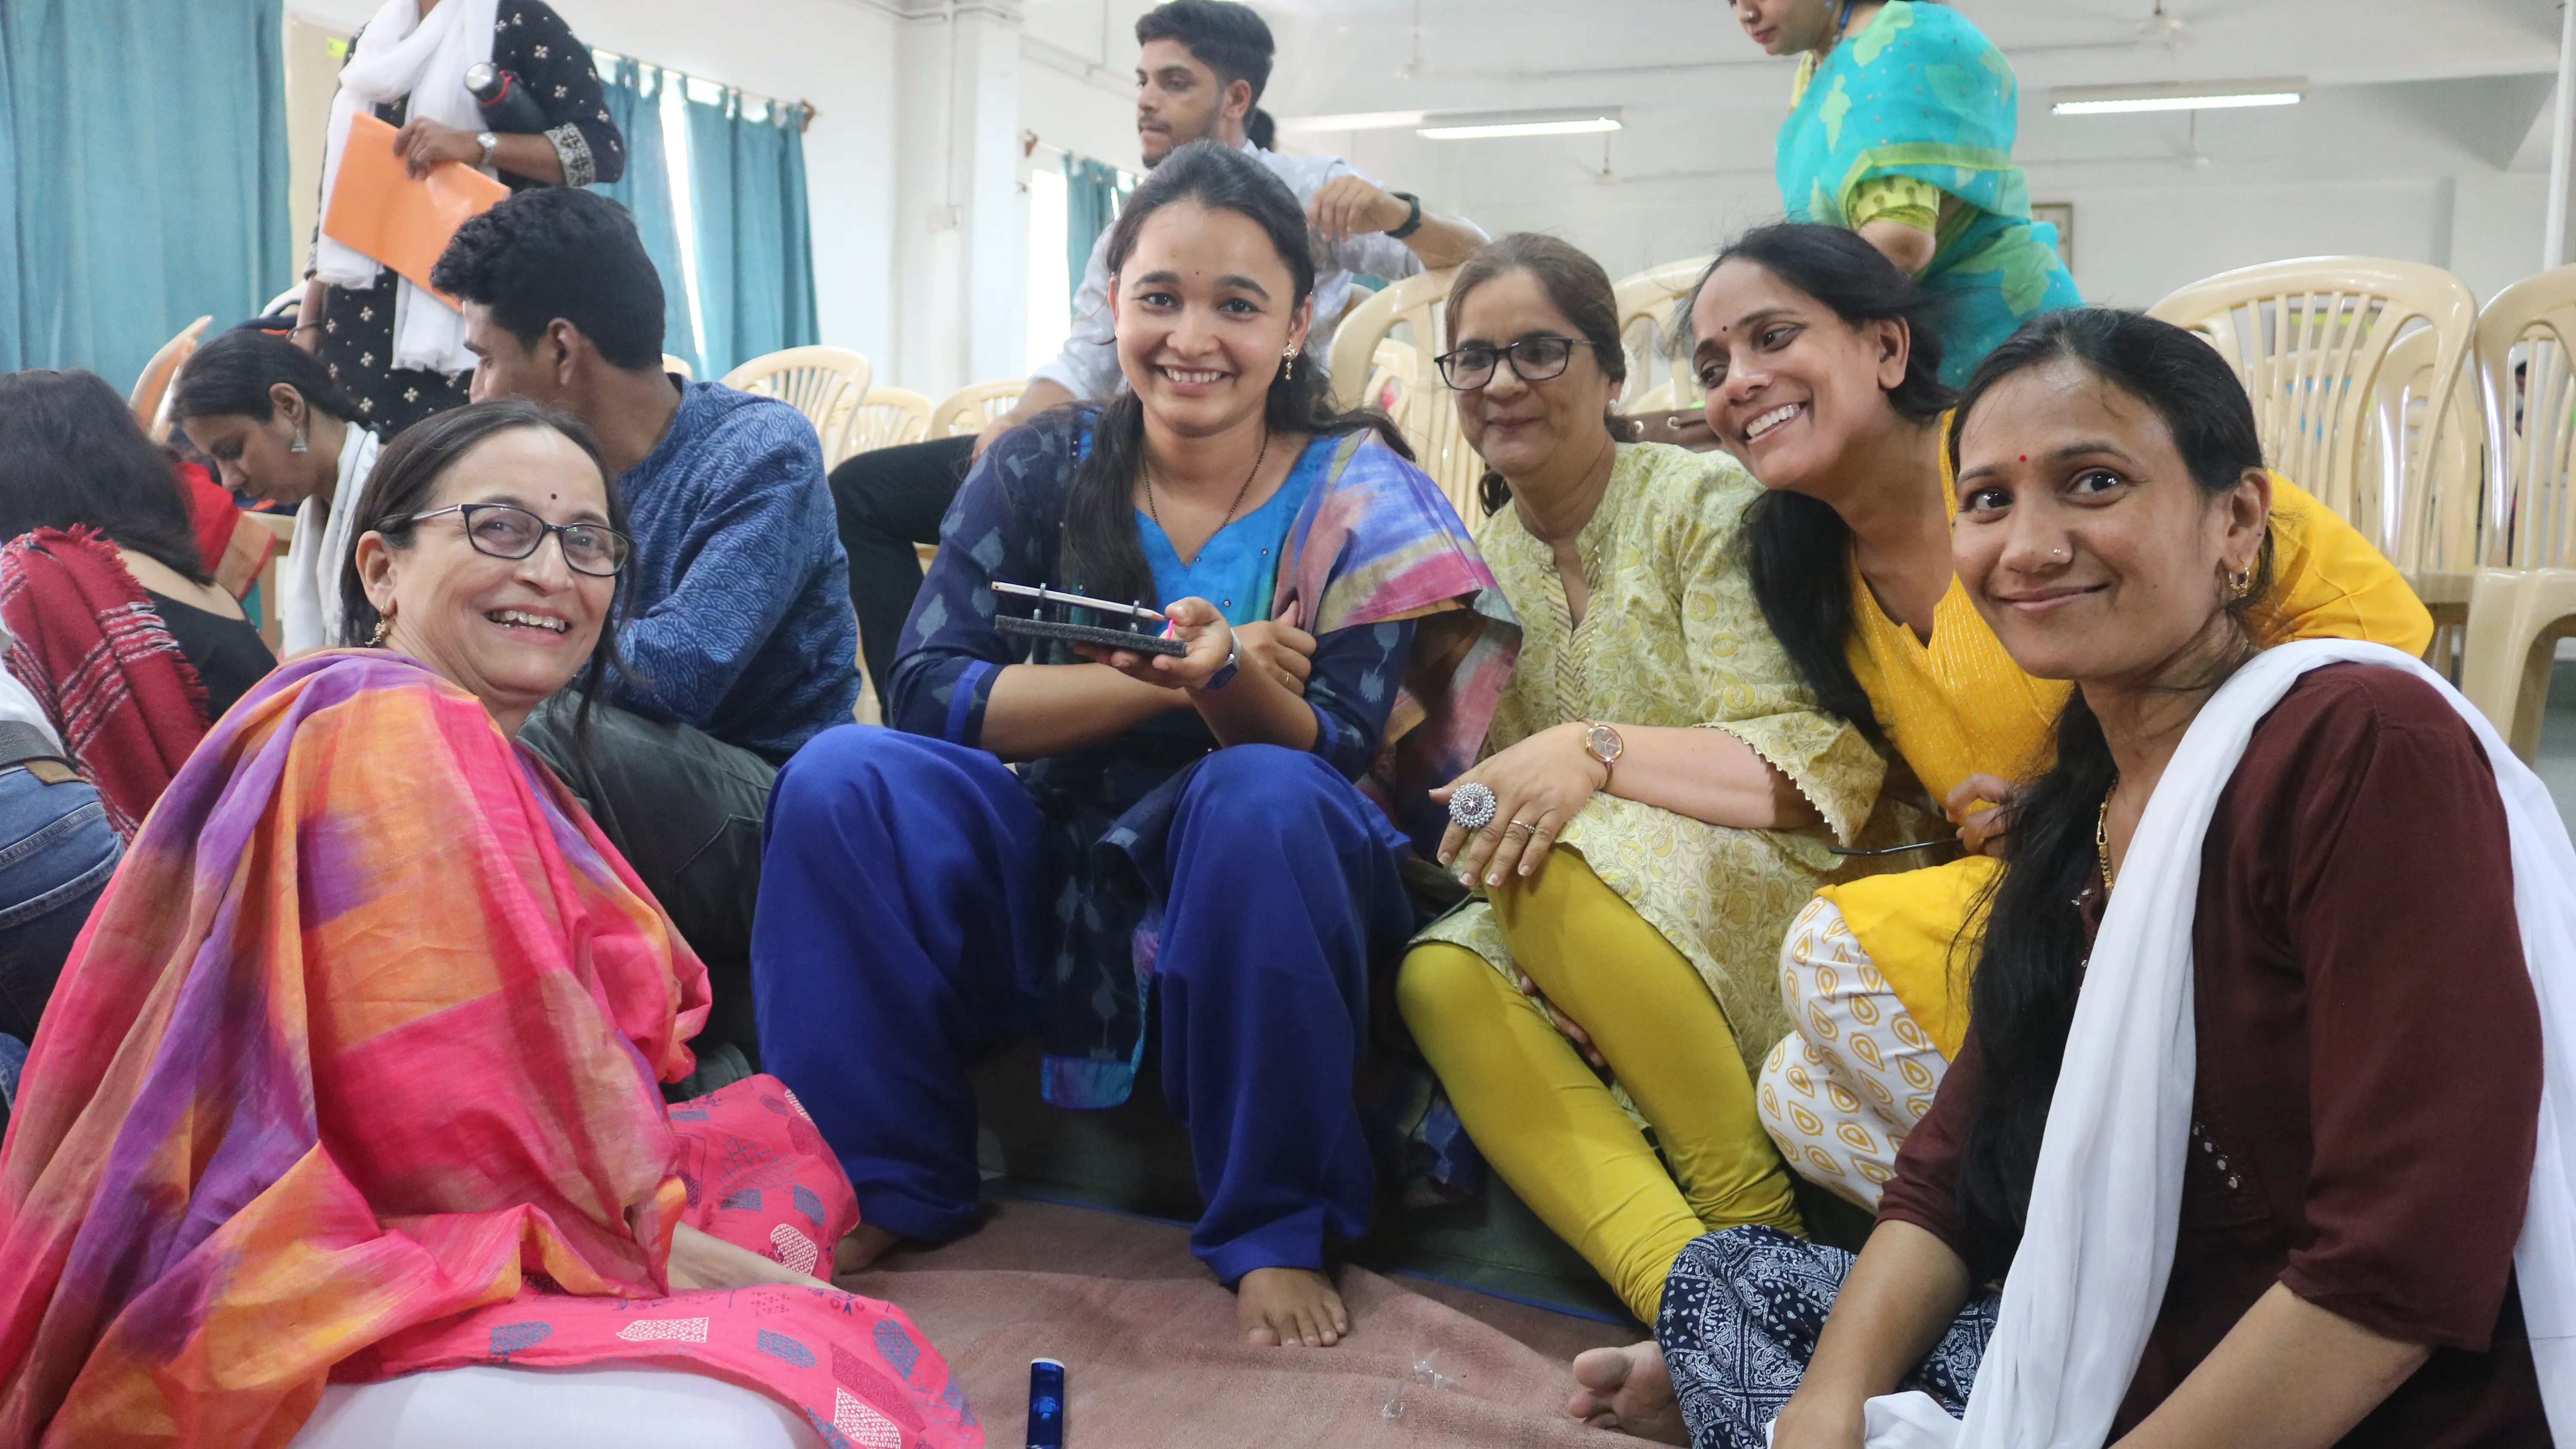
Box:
[433,186,859,1084]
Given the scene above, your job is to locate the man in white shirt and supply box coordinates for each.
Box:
[833,0,1487,699]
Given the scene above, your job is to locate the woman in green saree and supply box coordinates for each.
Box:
[1734,0,2083,384]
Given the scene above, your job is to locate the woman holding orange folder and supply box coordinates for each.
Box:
[296,0,622,438]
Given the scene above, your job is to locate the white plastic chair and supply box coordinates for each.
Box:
[1358,339,1422,434]
[844,388,932,458]
[2148,258,2477,566]
[662,353,695,382]
[2365,325,2485,668]
[2476,264,2576,572]
[930,380,1026,440]
[2460,567,2576,761]
[1612,256,1712,411]
[720,346,874,466]
[1328,268,1490,523]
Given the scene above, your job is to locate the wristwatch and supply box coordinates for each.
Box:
[1577,719,1624,783]
[475,131,500,169]
[1203,645,1240,691]
[1387,191,1424,240]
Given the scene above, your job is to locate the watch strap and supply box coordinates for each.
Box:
[1203,646,1240,691]
[1387,191,1425,241]
[476,131,500,168]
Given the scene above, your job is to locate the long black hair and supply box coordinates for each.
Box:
[1692,223,1953,746]
[0,368,214,583]
[171,327,361,427]
[1054,140,1407,605]
[1442,233,1626,517]
[1948,307,2277,1258]
[338,399,633,734]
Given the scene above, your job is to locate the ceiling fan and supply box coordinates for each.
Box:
[2134,0,2189,45]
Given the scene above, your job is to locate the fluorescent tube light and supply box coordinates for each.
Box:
[2050,79,2303,116]
[1416,108,1623,140]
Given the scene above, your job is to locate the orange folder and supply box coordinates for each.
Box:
[321,112,508,306]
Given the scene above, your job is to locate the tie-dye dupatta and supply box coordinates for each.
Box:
[0,651,712,1444]
[1272,429,1520,851]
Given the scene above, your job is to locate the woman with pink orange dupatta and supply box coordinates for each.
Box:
[0,400,978,1449]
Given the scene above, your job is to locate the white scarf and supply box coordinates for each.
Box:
[1843,638,2576,1448]
[314,0,501,377]
[281,425,381,657]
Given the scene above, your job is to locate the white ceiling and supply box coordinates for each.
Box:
[1020,0,2574,185]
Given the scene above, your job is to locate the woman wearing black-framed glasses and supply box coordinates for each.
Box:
[392,501,633,577]
[1433,333,1585,391]
[1396,234,1883,1328]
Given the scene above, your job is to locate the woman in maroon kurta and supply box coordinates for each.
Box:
[1567,308,2549,1449]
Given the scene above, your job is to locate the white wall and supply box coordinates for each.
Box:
[1288,95,2569,319]
[286,0,900,364]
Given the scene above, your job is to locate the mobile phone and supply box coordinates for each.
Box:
[1026,1357,1066,1449]
[990,581,1186,657]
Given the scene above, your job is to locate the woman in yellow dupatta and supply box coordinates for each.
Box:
[1685,225,2431,1206]
[0,401,975,1448]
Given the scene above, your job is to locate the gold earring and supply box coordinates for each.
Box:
[369,611,393,648]
[2227,566,2254,599]
[1280,345,1299,380]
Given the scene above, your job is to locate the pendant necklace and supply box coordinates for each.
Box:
[2096,778,2120,892]
[1146,429,1270,565]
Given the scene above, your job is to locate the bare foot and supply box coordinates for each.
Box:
[830,1222,901,1287]
[1235,1266,1349,1347]
[1569,1340,1688,1444]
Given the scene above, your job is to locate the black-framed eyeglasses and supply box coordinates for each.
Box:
[1435,335,1585,391]
[398,503,632,577]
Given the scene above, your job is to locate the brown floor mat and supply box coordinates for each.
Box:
[845,1196,1638,1448]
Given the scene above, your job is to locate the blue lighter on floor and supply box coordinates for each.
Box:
[1026,1357,1066,1449]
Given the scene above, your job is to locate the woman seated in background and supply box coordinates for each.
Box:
[1579,307,2562,1449]
[0,369,278,837]
[0,400,974,1448]
[1682,225,2431,1206]
[752,141,1511,1352]
[1394,234,1881,1326]
[174,328,380,656]
[1733,0,2081,385]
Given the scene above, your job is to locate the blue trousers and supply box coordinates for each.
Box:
[0,763,120,1045]
[752,727,1414,1282]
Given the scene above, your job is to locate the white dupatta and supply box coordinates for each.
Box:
[1840,639,2576,1449]
[313,0,502,377]
[279,425,381,657]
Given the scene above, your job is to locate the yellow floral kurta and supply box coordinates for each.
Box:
[1415,443,1885,1072]
[1819,471,2438,1057]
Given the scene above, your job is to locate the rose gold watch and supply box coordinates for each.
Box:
[1577,719,1624,784]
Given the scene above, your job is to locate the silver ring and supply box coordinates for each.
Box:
[1448,782,1498,831]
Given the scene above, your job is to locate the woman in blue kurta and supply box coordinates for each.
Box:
[1737,0,2082,384]
[751,142,1514,1352]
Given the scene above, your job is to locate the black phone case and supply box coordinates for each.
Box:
[996,615,1188,656]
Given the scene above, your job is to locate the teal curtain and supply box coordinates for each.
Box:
[683,88,817,379]
[0,27,20,371]
[0,0,290,384]
[1065,156,1120,321]
[596,58,697,375]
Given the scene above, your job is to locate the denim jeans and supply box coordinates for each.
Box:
[0,765,122,1045]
